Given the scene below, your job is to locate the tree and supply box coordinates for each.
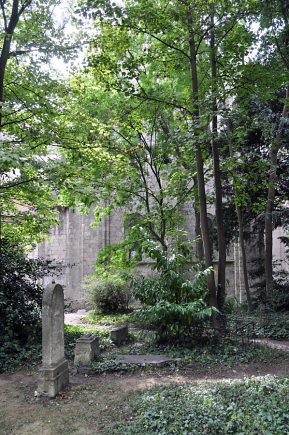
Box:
[0,0,75,243]
[73,0,263,315]
[260,0,289,296]
[58,70,195,257]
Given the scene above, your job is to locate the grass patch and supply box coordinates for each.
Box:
[116,376,289,434]
[84,311,133,326]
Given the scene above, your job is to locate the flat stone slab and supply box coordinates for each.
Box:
[115,354,176,366]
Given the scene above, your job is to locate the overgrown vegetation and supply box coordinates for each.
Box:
[235,313,289,340]
[116,376,289,434]
[0,238,61,346]
[89,334,289,375]
[133,241,213,342]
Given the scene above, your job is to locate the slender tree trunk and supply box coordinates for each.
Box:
[264,143,278,296]
[227,130,252,310]
[236,207,252,310]
[265,85,289,296]
[193,175,204,260]
[187,7,217,315]
[194,205,204,260]
[209,2,226,311]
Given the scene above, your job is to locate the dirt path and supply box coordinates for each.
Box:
[64,311,94,329]
[1,360,289,435]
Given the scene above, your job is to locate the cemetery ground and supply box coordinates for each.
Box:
[1,312,289,433]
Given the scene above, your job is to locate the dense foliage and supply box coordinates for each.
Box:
[243,313,289,340]
[2,0,289,343]
[86,277,132,314]
[118,376,289,434]
[0,238,61,344]
[0,0,76,243]
[134,241,213,341]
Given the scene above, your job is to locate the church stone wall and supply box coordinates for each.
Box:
[34,207,123,305]
[35,206,244,305]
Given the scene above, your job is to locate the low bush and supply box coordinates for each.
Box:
[117,376,289,434]
[64,324,112,358]
[85,278,132,314]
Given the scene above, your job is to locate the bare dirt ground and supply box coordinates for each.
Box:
[1,360,289,435]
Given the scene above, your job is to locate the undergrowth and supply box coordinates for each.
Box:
[0,324,112,373]
[115,376,289,434]
[90,339,289,375]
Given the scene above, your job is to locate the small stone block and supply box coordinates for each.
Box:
[110,325,129,344]
[74,334,100,366]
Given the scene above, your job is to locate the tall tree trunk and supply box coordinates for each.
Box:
[236,207,252,310]
[265,85,289,296]
[187,7,217,315]
[193,175,204,260]
[227,130,252,310]
[210,2,226,311]
[194,204,204,260]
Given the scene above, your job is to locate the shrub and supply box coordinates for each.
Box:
[0,237,62,345]
[133,241,213,342]
[86,279,132,314]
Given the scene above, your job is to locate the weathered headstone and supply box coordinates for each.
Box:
[110,325,129,344]
[38,284,69,398]
[74,334,100,366]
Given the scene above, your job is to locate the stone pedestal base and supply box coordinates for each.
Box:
[74,334,100,366]
[38,359,69,398]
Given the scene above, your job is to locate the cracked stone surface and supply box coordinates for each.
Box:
[115,354,177,366]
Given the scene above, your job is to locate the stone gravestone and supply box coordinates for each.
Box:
[38,283,69,398]
[110,325,129,345]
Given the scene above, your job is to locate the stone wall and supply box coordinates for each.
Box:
[33,207,123,305]
[34,206,244,305]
